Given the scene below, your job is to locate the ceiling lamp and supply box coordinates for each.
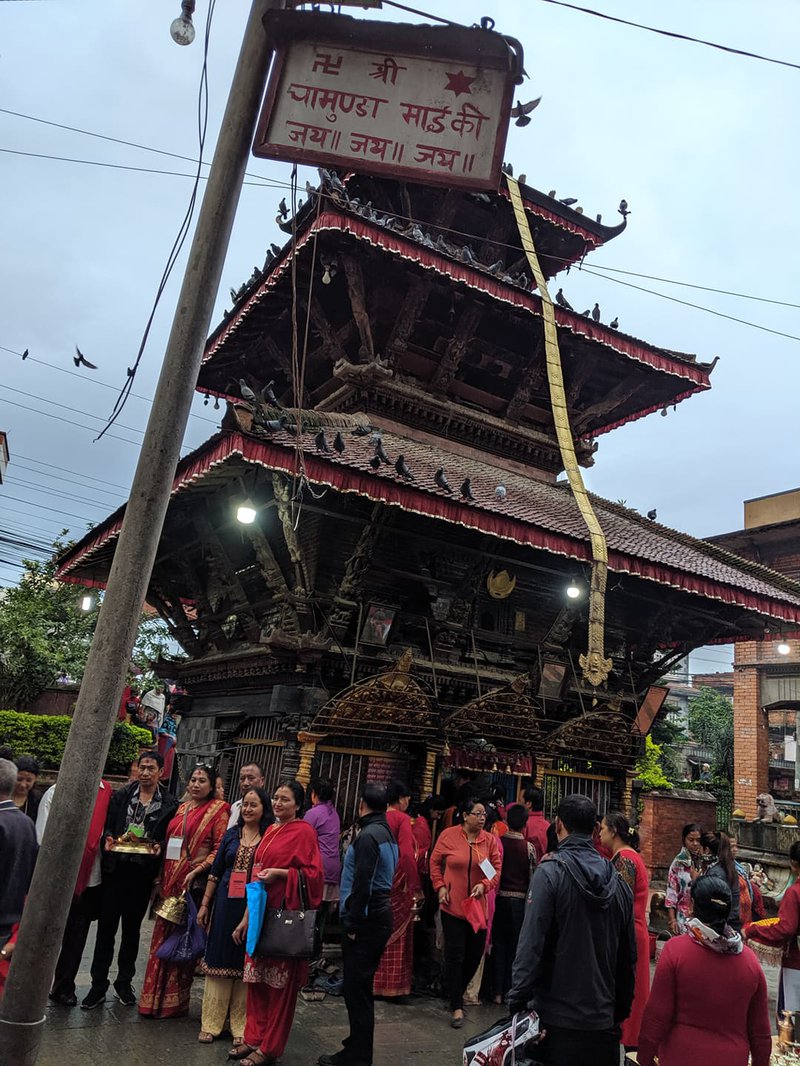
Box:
[236,500,257,525]
[80,593,94,612]
[777,641,791,656]
[566,582,581,600]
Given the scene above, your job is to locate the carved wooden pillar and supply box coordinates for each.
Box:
[621,769,638,819]
[296,731,326,788]
[422,743,444,799]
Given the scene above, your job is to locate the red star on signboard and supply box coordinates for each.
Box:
[444,70,475,97]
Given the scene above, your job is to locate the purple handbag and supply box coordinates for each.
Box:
[156,892,206,965]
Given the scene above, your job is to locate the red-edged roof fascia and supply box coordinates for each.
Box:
[55,431,800,627]
[200,211,711,435]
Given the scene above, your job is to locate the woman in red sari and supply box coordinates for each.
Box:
[600,811,650,1052]
[138,764,229,1018]
[231,780,323,1066]
[374,780,420,998]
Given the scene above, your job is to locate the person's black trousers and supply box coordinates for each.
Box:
[50,886,102,998]
[536,1025,620,1066]
[491,895,525,999]
[89,861,154,992]
[341,903,393,1066]
[440,910,486,1011]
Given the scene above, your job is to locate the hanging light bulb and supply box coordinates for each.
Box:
[80,593,94,612]
[322,265,332,285]
[236,499,257,525]
[778,640,791,656]
[170,0,196,45]
[203,393,210,406]
[566,581,581,599]
[214,396,220,410]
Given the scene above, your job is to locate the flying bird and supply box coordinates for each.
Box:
[495,484,507,500]
[434,468,453,493]
[395,455,414,480]
[591,303,601,323]
[238,378,258,404]
[618,199,630,218]
[261,380,281,406]
[510,97,541,127]
[647,509,657,521]
[21,348,28,361]
[374,438,391,465]
[609,317,619,329]
[460,478,475,500]
[73,346,97,370]
[555,288,573,311]
[315,430,332,453]
[333,432,345,454]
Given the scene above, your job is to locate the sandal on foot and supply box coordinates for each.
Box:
[241,1054,272,1066]
[228,1044,256,1060]
[198,1031,215,1043]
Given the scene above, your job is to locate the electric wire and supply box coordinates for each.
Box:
[0,383,145,438]
[0,395,143,446]
[14,453,131,493]
[532,0,800,72]
[96,0,217,440]
[3,476,123,510]
[11,461,128,500]
[0,345,220,429]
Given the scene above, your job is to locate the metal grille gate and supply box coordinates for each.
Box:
[542,770,612,821]
[229,717,286,794]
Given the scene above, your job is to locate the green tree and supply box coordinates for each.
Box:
[635,734,673,791]
[687,687,734,782]
[0,540,184,710]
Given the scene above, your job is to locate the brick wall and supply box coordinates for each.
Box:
[639,790,717,880]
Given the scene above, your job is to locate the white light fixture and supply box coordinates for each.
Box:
[170,0,196,45]
[236,500,257,525]
[80,594,94,612]
[566,582,581,600]
[778,641,791,656]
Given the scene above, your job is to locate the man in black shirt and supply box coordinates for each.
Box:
[81,751,178,1009]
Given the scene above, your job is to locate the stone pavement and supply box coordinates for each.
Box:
[37,918,782,1066]
[38,918,498,1066]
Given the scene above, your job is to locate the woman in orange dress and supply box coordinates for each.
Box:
[600,811,650,1052]
[231,780,323,1066]
[138,764,229,1018]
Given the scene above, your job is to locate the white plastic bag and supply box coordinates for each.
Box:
[463,1010,540,1066]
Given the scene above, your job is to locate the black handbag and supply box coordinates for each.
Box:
[254,871,316,959]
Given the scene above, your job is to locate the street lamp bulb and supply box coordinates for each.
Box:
[236,502,257,525]
[566,583,581,599]
[80,594,93,612]
[170,13,196,46]
[778,641,791,656]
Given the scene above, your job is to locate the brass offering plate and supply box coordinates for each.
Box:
[109,834,158,855]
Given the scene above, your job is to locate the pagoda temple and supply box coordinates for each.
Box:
[57,171,800,820]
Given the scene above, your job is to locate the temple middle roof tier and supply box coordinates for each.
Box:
[56,425,800,636]
[198,195,716,475]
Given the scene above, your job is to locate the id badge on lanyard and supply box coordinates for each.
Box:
[166,836,184,861]
[228,871,247,898]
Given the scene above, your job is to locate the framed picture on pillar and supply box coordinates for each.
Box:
[359,603,397,647]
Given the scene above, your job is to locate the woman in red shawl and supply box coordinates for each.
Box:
[138,764,229,1018]
[231,780,323,1066]
[374,780,420,998]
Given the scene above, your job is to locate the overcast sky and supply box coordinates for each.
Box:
[2,0,798,676]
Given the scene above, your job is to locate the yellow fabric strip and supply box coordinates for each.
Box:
[506,174,611,687]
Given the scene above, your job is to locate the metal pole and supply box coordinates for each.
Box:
[0,2,282,1060]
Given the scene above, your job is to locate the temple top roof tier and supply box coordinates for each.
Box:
[197,174,717,475]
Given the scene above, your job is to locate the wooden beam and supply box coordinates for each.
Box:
[148,584,203,657]
[242,522,300,635]
[383,275,433,368]
[430,303,484,393]
[307,300,351,364]
[572,378,651,436]
[565,356,595,410]
[271,473,310,596]
[341,254,375,363]
[506,337,545,420]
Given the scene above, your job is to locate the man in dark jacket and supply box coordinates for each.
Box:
[508,794,636,1066]
[319,783,399,1066]
[0,758,38,950]
[81,750,179,1009]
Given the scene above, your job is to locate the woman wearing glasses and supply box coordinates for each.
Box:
[430,797,502,1028]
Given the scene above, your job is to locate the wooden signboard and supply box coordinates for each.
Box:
[253,12,523,190]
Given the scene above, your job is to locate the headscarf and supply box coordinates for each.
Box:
[686,918,743,955]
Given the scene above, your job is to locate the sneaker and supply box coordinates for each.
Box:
[113,982,136,1007]
[49,990,77,1007]
[81,987,107,1010]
